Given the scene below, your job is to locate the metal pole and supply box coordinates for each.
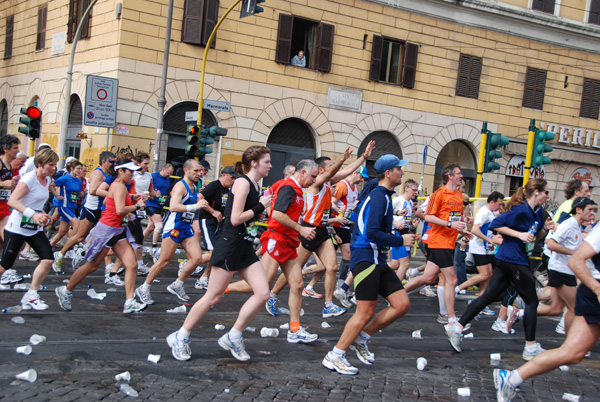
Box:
[154,0,174,173]
[58,0,98,169]
[523,119,536,186]
[475,122,487,198]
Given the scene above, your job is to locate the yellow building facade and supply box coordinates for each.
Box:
[1,0,599,202]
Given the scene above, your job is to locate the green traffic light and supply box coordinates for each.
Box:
[482,129,509,173]
[531,129,553,167]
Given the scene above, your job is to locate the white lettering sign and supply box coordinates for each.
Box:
[327,86,362,112]
[540,122,600,150]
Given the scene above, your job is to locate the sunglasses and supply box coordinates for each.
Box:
[463,201,470,206]
[108,160,116,164]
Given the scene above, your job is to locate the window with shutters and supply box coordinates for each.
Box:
[4,15,13,59]
[275,14,334,73]
[522,67,547,110]
[589,0,600,25]
[580,78,600,119]
[181,0,219,48]
[456,54,481,99]
[532,0,555,14]
[369,36,418,88]
[36,5,48,51]
[67,0,91,43]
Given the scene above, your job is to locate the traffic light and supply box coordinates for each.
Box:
[18,106,42,139]
[198,125,215,156]
[483,130,509,173]
[207,126,228,138]
[240,0,265,18]
[531,129,554,167]
[186,125,200,156]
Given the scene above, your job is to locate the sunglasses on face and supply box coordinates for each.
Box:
[463,201,470,206]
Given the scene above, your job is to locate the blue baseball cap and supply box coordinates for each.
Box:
[374,154,409,174]
[357,165,369,178]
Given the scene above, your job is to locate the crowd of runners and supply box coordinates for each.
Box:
[0,134,598,402]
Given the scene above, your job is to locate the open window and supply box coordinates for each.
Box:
[532,0,556,15]
[67,0,91,42]
[182,0,219,48]
[275,14,334,73]
[369,35,418,88]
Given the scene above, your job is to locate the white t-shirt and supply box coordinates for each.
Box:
[547,216,582,275]
[5,171,50,236]
[133,171,152,194]
[583,224,600,280]
[469,205,496,255]
[392,196,413,223]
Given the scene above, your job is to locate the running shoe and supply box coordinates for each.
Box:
[514,296,525,310]
[52,251,63,273]
[218,333,250,361]
[1,269,23,285]
[287,327,318,343]
[493,368,517,402]
[506,306,521,333]
[349,337,375,365]
[481,306,496,316]
[104,263,114,276]
[522,342,545,361]
[166,331,191,361]
[55,285,72,311]
[194,277,209,290]
[105,274,125,286]
[122,298,147,314]
[21,292,49,311]
[167,282,190,302]
[193,265,205,275]
[71,249,85,271]
[152,247,160,264]
[265,297,279,316]
[19,250,39,261]
[555,320,566,335]
[323,304,347,318]
[177,260,187,277]
[322,351,359,375]
[444,323,462,352]
[303,287,324,299]
[333,288,352,308]
[419,286,437,297]
[454,286,466,295]
[350,294,357,305]
[135,285,155,305]
[491,319,515,335]
[137,263,151,276]
[437,314,448,324]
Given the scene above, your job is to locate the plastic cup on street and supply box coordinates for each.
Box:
[559,365,569,371]
[87,288,106,300]
[15,368,37,383]
[457,387,471,397]
[416,357,427,370]
[464,333,474,338]
[562,393,581,402]
[11,316,25,324]
[115,371,131,382]
[260,327,279,337]
[280,323,289,330]
[490,353,501,360]
[16,345,32,355]
[30,334,46,345]
[147,354,161,364]
[214,324,226,331]
[166,305,186,313]
[412,329,422,339]
[321,322,331,328]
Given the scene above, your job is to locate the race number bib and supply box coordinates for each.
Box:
[181,211,195,224]
[320,210,330,226]
[0,189,11,201]
[158,196,167,206]
[20,215,38,230]
[136,209,147,219]
[449,211,462,222]
[525,241,535,256]
[120,215,129,227]
[221,194,228,210]
[69,191,79,202]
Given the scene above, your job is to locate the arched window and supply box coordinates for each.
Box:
[67,95,83,159]
[0,100,8,137]
[265,117,315,187]
[358,130,403,178]
[434,140,476,196]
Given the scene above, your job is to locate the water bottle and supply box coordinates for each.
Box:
[119,383,139,398]
[2,305,22,314]
[523,221,538,243]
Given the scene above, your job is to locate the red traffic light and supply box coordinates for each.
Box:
[26,106,42,119]
[189,125,200,135]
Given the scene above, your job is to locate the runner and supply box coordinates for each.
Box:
[128,151,154,274]
[446,179,554,358]
[0,135,21,253]
[322,154,415,375]
[389,179,419,281]
[55,159,147,313]
[0,148,56,306]
[494,221,600,402]
[143,163,173,263]
[135,159,208,305]
[49,159,83,253]
[166,146,272,361]
[553,179,590,223]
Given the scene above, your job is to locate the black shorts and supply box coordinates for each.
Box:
[146,206,163,216]
[548,269,577,288]
[80,207,102,223]
[299,222,330,252]
[427,248,454,269]
[127,219,144,245]
[210,230,259,272]
[575,281,600,325]
[105,230,128,248]
[0,231,53,268]
[334,226,352,245]
[200,218,221,251]
[351,261,404,301]
[473,254,493,267]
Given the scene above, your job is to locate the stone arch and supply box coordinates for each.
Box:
[428,123,480,165]
[353,112,418,161]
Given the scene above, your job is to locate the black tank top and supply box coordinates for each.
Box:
[222,175,260,236]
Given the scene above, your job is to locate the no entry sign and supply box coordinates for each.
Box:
[84,75,118,128]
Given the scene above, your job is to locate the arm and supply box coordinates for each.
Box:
[229,179,270,227]
[314,146,353,188]
[113,183,141,216]
[493,226,534,243]
[329,141,376,184]
[87,169,104,196]
[471,223,494,245]
[425,214,465,230]
[545,238,575,256]
[168,182,208,213]
[97,181,110,199]
[568,242,600,299]
[364,192,406,247]
[8,182,51,225]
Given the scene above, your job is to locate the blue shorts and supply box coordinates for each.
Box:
[163,227,195,244]
[391,231,409,260]
[80,207,102,223]
[58,206,77,222]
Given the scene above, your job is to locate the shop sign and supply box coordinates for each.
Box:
[569,167,595,187]
[506,155,545,178]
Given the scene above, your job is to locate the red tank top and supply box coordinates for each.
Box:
[263,177,304,247]
[100,183,133,227]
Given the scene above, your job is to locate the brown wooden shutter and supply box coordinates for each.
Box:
[202,0,219,48]
[369,35,384,82]
[37,5,48,51]
[4,16,13,59]
[315,22,334,73]
[456,54,470,97]
[533,69,546,109]
[468,57,482,98]
[182,0,205,44]
[402,42,418,88]
[580,79,600,119]
[523,68,546,110]
[80,0,92,39]
[275,14,293,64]
[67,0,78,42]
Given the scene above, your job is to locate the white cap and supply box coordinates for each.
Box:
[38,143,51,149]
[115,161,140,171]
[65,156,75,163]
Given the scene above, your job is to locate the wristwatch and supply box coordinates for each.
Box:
[447,221,451,228]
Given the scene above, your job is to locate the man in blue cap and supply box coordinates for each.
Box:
[322,154,416,375]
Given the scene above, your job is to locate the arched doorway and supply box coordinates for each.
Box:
[434,140,476,196]
[264,117,315,187]
[67,95,82,158]
[357,130,403,178]
[163,101,216,168]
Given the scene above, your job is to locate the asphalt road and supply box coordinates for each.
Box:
[1,255,599,401]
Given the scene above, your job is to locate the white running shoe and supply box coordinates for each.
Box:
[137,263,151,276]
[21,292,49,311]
[135,285,155,305]
[333,288,352,308]
[218,333,251,361]
[52,251,63,273]
[122,298,147,314]
[194,277,209,290]
[167,282,190,301]
[522,342,545,361]
[287,327,318,344]
[105,274,125,286]
[55,286,72,311]
[419,286,437,297]
[152,247,160,264]
[322,351,359,375]
[166,331,191,361]
[349,337,375,365]
[19,250,39,261]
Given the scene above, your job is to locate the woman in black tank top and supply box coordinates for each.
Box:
[167,146,273,362]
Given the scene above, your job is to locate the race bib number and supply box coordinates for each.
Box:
[449,211,462,222]
[120,215,129,227]
[221,194,228,210]
[320,210,330,226]
[20,215,38,230]
[136,209,147,219]
[181,211,195,224]
[158,196,167,206]
[69,191,79,202]
[0,189,11,201]
[525,241,535,256]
